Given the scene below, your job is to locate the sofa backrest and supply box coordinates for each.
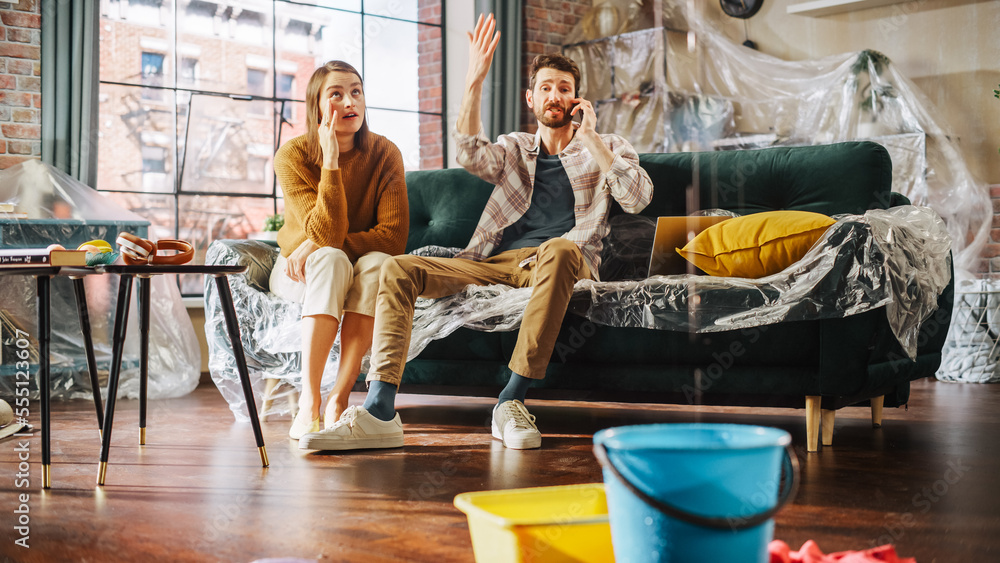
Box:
[637,141,893,218]
[404,141,893,252]
[404,167,493,253]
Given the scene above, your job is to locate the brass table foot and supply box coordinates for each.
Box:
[259,446,269,467]
[97,461,108,486]
[43,464,51,489]
[140,427,146,446]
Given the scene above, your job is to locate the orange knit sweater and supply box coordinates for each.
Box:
[274,133,408,262]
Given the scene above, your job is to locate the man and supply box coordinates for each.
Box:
[299,13,653,451]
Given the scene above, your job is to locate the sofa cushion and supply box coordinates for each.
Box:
[404,168,494,252]
[678,210,836,278]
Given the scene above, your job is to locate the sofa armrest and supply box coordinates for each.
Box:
[205,239,279,292]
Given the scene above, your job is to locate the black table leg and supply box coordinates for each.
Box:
[138,276,150,446]
[36,275,51,489]
[213,274,268,467]
[72,277,104,432]
[97,274,133,486]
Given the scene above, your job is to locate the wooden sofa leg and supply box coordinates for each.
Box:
[871,395,884,428]
[821,409,835,447]
[805,396,821,452]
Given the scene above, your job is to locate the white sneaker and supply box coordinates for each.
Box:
[491,400,541,450]
[298,406,404,451]
[288,411,320,440]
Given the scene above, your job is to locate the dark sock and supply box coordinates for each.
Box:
[498,372,533,405]
[362,380,397,421]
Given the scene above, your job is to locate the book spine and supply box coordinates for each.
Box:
[0,254,50,265]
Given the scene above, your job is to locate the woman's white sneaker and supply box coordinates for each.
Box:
[491,400,541,449]
[298,405,403,451]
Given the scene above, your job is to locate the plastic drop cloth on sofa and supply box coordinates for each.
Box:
[205,206,950,421]
[0,160,200,400]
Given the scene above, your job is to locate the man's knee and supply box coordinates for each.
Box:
[537,238,581,270]
[379,254,421,285]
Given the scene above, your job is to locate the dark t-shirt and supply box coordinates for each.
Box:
[493,147,576,255]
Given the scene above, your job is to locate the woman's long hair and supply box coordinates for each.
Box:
[304,60,370,167]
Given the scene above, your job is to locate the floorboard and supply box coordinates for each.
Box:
[1,377,997,562]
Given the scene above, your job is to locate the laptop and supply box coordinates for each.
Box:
[647,216,732,277]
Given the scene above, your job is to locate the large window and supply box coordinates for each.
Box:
[98,0,445,295]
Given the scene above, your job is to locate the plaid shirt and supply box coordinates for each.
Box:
[452,126,653,281]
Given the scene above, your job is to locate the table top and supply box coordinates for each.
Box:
[0,264,247,276]
[99,264,247,275]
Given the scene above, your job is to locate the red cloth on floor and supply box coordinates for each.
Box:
[769,540,916,563]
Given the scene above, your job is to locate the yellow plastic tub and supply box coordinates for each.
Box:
[454,483,614,563]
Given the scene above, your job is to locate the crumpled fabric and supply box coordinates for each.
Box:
[769,540,916,563]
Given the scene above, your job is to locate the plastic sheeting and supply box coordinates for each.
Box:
[207,205,949,420]
[402,206,950,363]
[563,3,989,277]
[0,160,200,401]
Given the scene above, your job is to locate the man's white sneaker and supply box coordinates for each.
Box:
[298,406,403,451]
[491,400,541,449]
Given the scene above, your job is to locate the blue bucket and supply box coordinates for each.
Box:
[593,423,798,563]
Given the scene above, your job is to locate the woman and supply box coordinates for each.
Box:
[269,60,408,439]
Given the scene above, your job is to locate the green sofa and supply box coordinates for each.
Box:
[205,141,952,452]
[399,141,953,451]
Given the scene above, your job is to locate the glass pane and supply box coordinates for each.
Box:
[365,0,418,21]
[368,109,419,171]
[310,0,361,11]
[364,17,417,111]
[101,192,178,241]
[178,195,277,293]
[97,83,176,193]
[100,0,175,88]
[176,2,273,96]
[179,95,275,195]
[277,2,364,72]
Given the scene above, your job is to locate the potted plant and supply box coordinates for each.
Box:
[850,50,899,138]
[249,213,283,243]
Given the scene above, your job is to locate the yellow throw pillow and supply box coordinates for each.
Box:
[677,210,836,278]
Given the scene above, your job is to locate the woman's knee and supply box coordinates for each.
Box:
[307,246,351,270]
[355,251,392,277]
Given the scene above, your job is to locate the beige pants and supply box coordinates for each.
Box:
[367,237,592,385]
[269,248,390,319]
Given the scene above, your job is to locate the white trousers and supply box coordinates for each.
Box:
[269,248,390,319]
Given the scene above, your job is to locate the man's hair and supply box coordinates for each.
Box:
[304,60,371,166]
[527,54,581,97]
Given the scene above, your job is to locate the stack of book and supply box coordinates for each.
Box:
[0,247,89,267]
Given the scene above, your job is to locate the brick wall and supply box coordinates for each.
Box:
[417,0,443,169]
[987,184,1000,276]
[520,0,590,133]
[0,0,41,169]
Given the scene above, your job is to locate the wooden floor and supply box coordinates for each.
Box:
[1,377,998,562]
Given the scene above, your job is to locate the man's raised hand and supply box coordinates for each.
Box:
[466,13,501,88]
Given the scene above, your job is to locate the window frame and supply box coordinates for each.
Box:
[97,1,447,297]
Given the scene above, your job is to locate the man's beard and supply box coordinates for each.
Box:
[534,102,573,128]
